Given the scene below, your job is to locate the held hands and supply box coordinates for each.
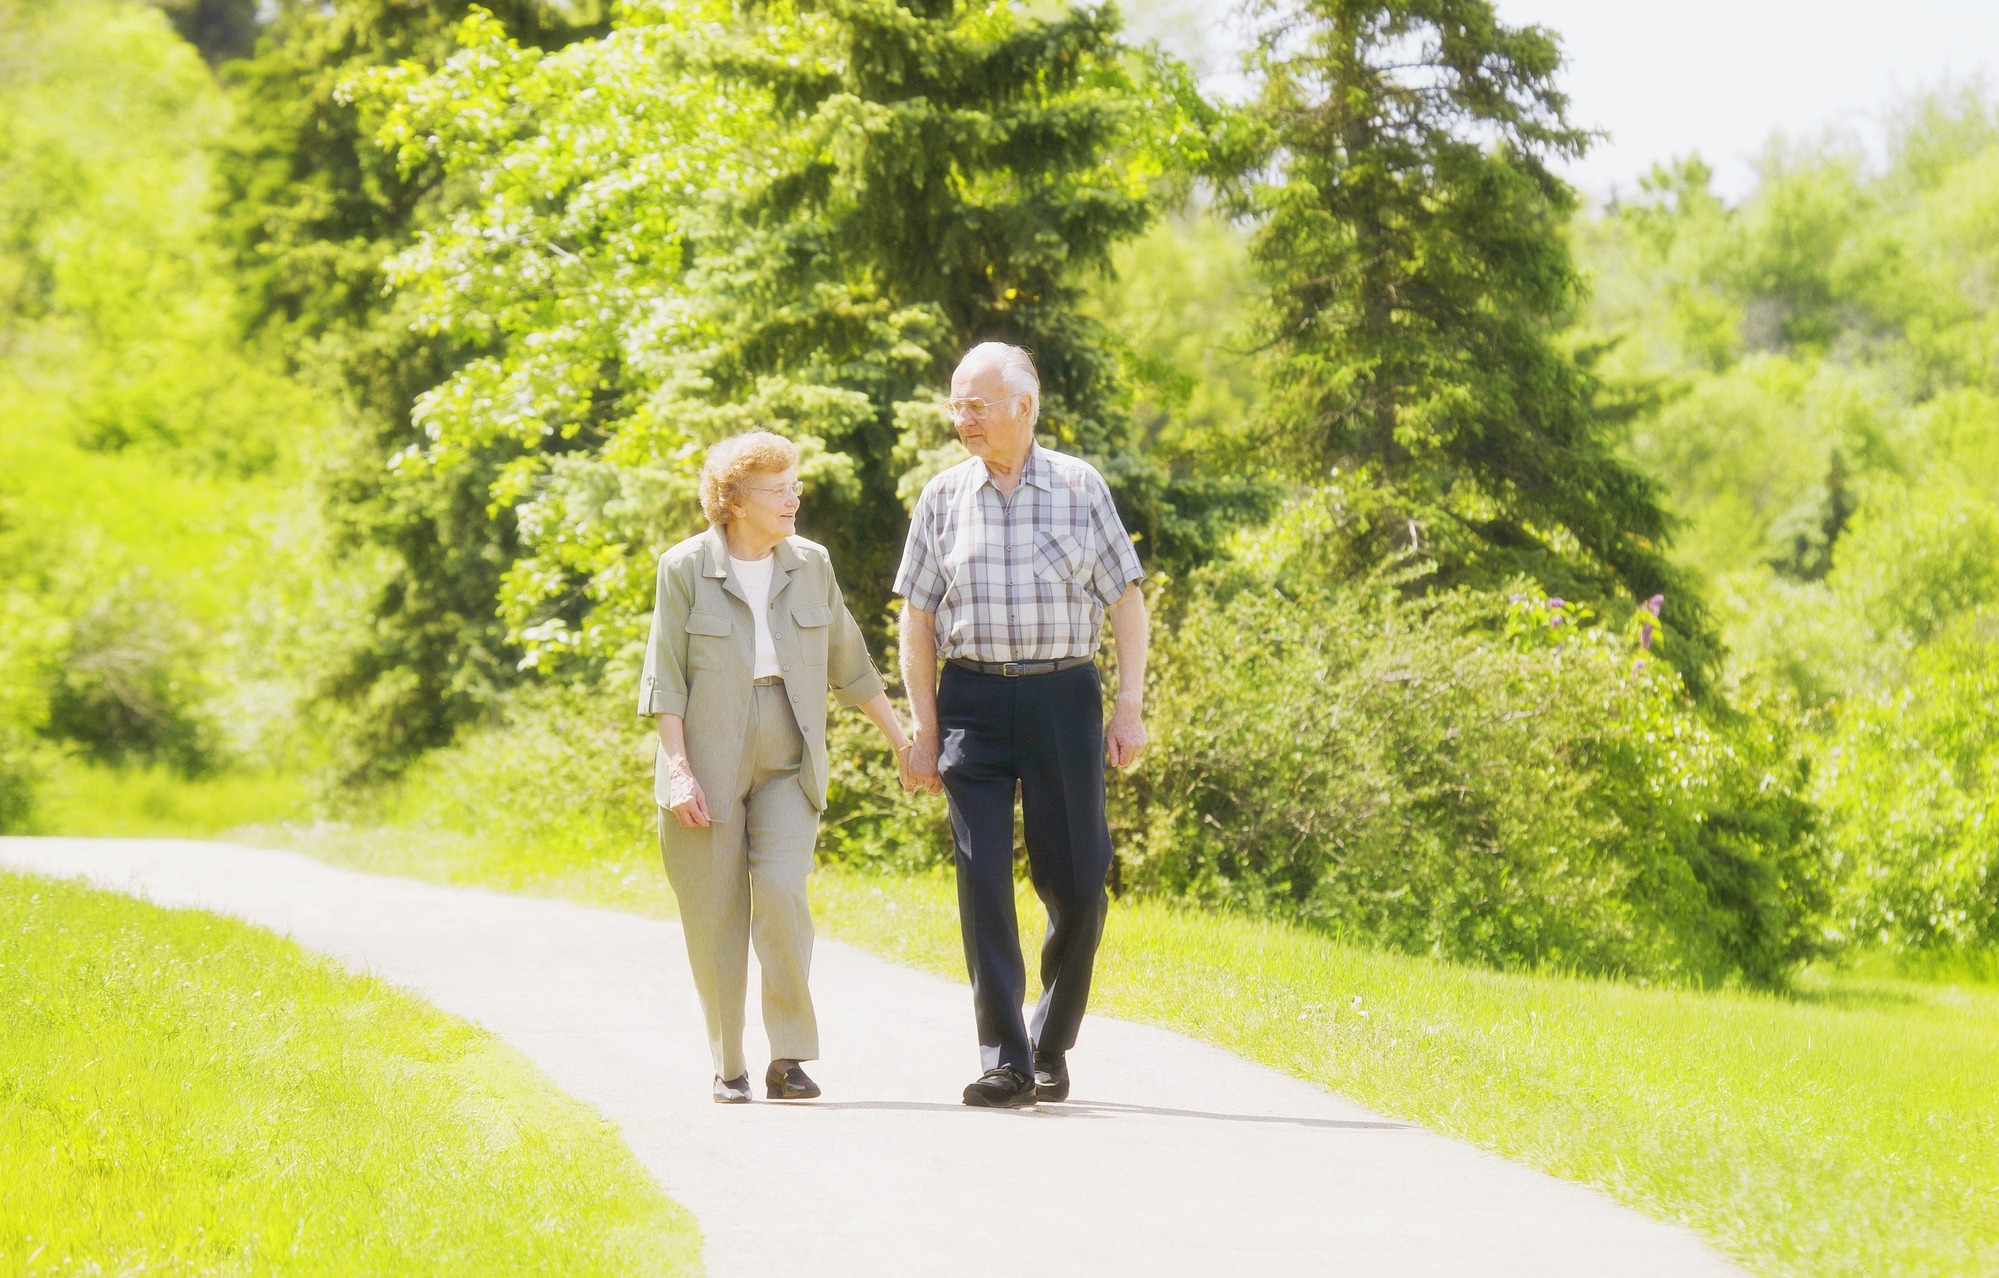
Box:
[665,755,711,827]
[1105,695,1147,769]
[901,732,944,795]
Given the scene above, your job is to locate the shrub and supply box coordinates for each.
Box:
[1815,608,1999,950]
[1111,527,1826,984]
[0,594,62,832]
[1832,482,1999,652]
[382,684,656,872]
[819,700,953,874]
[43,579,216,774]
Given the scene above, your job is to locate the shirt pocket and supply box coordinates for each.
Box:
[1033,530,1087,586]
[684,610,734,670]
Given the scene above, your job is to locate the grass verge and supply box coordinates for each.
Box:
[29,759,309,839]
[0,869,701,1276]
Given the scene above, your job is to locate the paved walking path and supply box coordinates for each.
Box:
[2,837,1740,1277]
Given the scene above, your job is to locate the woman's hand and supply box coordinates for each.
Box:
[905,731,944,795]
[666,755,711,827]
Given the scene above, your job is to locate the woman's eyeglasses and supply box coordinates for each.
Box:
[747,480,806,497]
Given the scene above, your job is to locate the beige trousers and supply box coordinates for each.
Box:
[659,681,820,1080]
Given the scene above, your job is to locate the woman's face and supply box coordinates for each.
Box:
[728,466,800,546]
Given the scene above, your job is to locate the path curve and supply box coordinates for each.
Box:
[1,837,1740,1277]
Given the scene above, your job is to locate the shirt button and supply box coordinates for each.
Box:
[782,664,791,672]
[773,632,784,640]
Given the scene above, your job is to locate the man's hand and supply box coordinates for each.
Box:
[1105,696,1147,768]
[906,731,945,794]
[665,756,711,827]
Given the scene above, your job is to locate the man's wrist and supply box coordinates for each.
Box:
[1113,690,1143,708]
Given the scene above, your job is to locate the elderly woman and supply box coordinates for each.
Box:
[638,429,913,1103]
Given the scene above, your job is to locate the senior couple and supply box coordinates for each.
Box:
[637,342,1149,1108]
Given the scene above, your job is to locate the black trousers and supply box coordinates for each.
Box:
[936,661,1112,1074]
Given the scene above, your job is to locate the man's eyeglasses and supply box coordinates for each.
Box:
[947,397,998,418]
[747,480,806,497]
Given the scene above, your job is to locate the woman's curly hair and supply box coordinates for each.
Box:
[699,430,798,526]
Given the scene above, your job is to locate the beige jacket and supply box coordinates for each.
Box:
[637,527,885,818]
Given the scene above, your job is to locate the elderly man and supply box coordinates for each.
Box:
[896,341,1149,1108]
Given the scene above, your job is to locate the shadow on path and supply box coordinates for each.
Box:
[783,1098,1415,1131]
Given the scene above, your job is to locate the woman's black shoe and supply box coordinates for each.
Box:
[962,1065,1038,1108]
[1032,1049,1070,1102]
[713,1074,753,1104]
[765,1061,821,1100]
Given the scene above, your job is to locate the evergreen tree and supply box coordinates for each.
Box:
[146,0,264,66]
[703,0,1215,600]
[212,1,605,781]
[1241,0,1716,684]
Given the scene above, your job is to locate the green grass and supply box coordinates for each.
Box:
[30,759,309,838]
[0,869,701,1276]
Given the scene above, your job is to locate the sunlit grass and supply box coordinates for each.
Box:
[31,758,308,838]
[0,868,701,1276]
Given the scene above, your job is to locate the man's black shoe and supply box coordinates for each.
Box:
[765,1060,821,1100]
[961,1065,1037,1108]
[1032,1049,1070,1102]
[713,1074,752,1104]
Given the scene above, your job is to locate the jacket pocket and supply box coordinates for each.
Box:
[790,604,834,628]
[685,610,734,669]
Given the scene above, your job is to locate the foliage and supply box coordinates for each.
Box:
[212,0,607,779]
[1113,495,1823,983]
[354,0,1217,701]
[0,0,305,476]
[142,0,264,66]
[0,0,344,812]
[1815,609,1999,950]
[1237,0,1713,687]
[820,695,954,873]
[1,870,700,1275]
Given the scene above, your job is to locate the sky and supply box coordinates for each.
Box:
[1125,0,1999,204]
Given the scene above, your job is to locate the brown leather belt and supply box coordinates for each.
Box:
[946,655,1095,678]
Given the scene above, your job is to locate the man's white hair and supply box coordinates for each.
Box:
[965,341,1040,427]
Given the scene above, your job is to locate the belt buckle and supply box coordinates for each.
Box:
[1001,661,1021,677]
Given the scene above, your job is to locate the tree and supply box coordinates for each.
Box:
[363,0,1215,685]
[691,0,1216,603]
[145,0,264,65]
[212,0,606,781]
[1241,0,1716,685]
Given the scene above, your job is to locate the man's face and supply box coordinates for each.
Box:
[949,357,1030,464]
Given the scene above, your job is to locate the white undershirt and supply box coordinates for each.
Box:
[730,553,783,679]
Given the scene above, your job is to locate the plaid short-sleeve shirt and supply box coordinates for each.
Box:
[893,444,1144,663]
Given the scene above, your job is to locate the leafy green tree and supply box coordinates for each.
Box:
[212,0,605,780]
[1239,0,1714,684]
[362,0,1212,684]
